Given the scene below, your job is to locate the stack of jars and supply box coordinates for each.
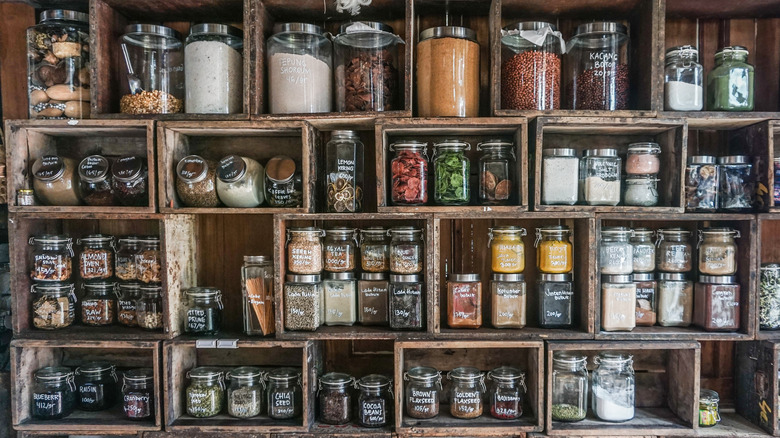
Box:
[599,227,638,332]
[685,155,755,212]
[115,235,163,331]
[316,372,394,428]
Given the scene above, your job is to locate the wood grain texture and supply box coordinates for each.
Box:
[0,3,35,121]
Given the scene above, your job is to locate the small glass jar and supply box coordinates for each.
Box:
[390,141,429,205]
[356,374,393,428]
[542,148,579,205]
[216,155,265,208]
[29,234,73,282]
[115,236,140,281]
[694,275,740,331]
[433,140,471,205]
[136,285,163,330]
[535,226,572,274]
[624,175,659,206]
[284,274,322,331]
[567,22,630,110]
[591,352,635,422]
[601,274,637,332]
[388,227,424,274]
[664,45,704,111]
[491,273,526,329]
[487,366,526,420]
[580,148,621,206]
[227,366,265,419]
[122,368,155,420]
[81,281,116,326]
[448,367,485,419]
[707,46,754,111]
[538,273,574,328]
[32,366,76,420]
[318,372,354,425]
[264,156,302,208]
[186,367,225,418]
[242,255,274,336]
[699,389,721,427]
[477,140,516,205]
[324,227,357,272]
[176,155,221,208]
[404,366,441,419]
[489,226,527,274]
[501,21,562,110]
[325,130,364,212]
[184,287,223,335]
[32,155,80,206]
[266,368,303,420]
[78,234,114,280]
[634,273,657,327]
[551,353,588,422]
[626,143,661,175]
[136,236,162,284]
[287,227,324,274]
[111,156,148,206]
[718,155,754,212]
[360,227,389,272]
[698,228,739,275]
[657,273,693,327]
[760,264,780,330]
[117,282,141,327]
[447,273,482,328]
[389,274,424,330]
[185,23,243,114]
[323,272,357,326]
[75,362,118,411]
[31,282,76,330]
[599,227,633,275]
[656,228,693,272]
[685,156,719,212]
[630,228,655,272]
[358,272,389,325]
[18,189,36,206]
[78,155,115,206]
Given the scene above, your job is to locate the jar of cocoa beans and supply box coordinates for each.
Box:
[567,22,630,110]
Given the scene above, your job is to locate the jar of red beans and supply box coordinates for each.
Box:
[500,21,563,110]
[487,366,525,420]
[390,140,428,205]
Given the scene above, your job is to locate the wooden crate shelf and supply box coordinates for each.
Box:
[759,215,780,340]
[735,340,780,436]
[10,339,162,434]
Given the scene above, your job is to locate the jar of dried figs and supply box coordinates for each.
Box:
[388,227,424,274]
[360,227,389,272]
[31,282,76,330]
[176,155,221,208]
[324,228,357,273]
[30,234,73,282]
[32,155,81,206]
[78,234,114,280]
[404,366,441,419]
[136,285,163,330]
[115,236,140,281]
[448,367,485,419]
[477,140,515,205]
[318,372,354,425]
[116,282,141,327]
[698,228,739,276]
[286,227,325,274]
[390,141,428,205]
[326,130,364,212]
[111,156,148,207]
[656,228,693,273]
[78,155,115,206]
[136,237,162,284]
[81,281,116,326]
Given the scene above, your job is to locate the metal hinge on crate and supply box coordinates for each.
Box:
[195,339,239,349]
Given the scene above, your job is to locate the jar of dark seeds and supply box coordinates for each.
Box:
[360,227,389,272]
[29,234,73,282]
[136,285,163,330]
[78,234,114,280]
[356,374,393,428]
[184,287,223,335]
[448,366,485,419]
[266,367,303,420]
[115,236,140,281]
[388,227,424,274]
[176,155,221,208]
[318,372,354,425]
[75,361,118,411]
[32,282,76,330]
[116,282,141,327]
[111,156,148,206]
[284,274,322,331]
[324,227,357,272]
[404,366,441,419]
[287,227,325,274]
[80,281,116,326]
[567,22,630,110]
[32,366,76,420]
[186,367,225,418]
[78,155,116,205]
[389,274,424,330]
[718,155,754,212]
[227,366,265,419]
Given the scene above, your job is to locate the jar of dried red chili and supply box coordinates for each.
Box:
[389,140,428,205]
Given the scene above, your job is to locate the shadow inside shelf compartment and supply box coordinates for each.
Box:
[437,327,590,338]
[552,407,688,430]
[21,403,155,427]
[598,325,749,337]
[19,324,168,339]
[172,413,301,427]
[402,407,535,428]
[312,421,393,434]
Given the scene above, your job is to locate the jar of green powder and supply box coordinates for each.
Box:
[185,367,225,418]
[706,46,754,111]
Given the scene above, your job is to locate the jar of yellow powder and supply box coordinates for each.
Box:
[535,226,573,274]
[488,226,527,273]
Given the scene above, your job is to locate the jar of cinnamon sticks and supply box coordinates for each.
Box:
[241,255,275,336]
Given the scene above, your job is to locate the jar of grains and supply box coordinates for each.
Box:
[718,155,754,211]
[417,26,479,117]
[284,274,322,331]
[226,366,265,419]
[117,282,141,327]
[80,281,116,326]
[266,368,303,420]
[624,175,659,207]
[535,226,573,274]
[601,274,636,332]
[491,273,526,329]
[388,227,424,274]
[664,45,704,111]
[32,282,76,330]
[657,273,693,327]
[75,362,118,411]
[685,156,718,212]
[111,156,148,206]
[29,234,73,282]
[707,46,754,111]
[404,366,441,419]
[448,367,485,419]
[186,367,225,418]
[115,236,140,281]
[216,155,265,208]
[184,287,223,335]
[32,155,81,206]
[389,274,424,330]
[318,372,354,425]
[698,228,739,275]
[694,275,740,331]
[551,353,588,422]
[356,374,393,427]
[488,226,527,274]
[136,285,163,330]
[78,234,114,280]
[625,142,661,175]
[176,155,221,208]
[447,273,482,328]
[360,227,389,272]
[185,24,243,114]
[580,148,621,206]
[325,130,364,212]
[286,227,325,274]
[699,389,721,427]
[591,352,635,422]
[32,366,76,420]
[537,274,574,328]
[323,272,357,326]
[599,227,633,275]
[542,148,579,205]
[358,272,389,325]
[390,141,429,205]
[760,264,780,330]
[634,272,657,326]
[630,228,655,272]
[241,255,275,336]
[136,236,162,284]
[477,140,516,205]
[264,156,302,208]
[78,155,115,206]
[324,228,357,272]
[122,368,155,420]
[567,22,630,110]
[487,366,526,420]
[656,228,693,272]
[433,140,471,205]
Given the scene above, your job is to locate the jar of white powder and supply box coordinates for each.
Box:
[591,352,634,422]
[580,148,621,206]
[541,148,578,205]
[664,45,703,111]
[185,23,243,114]
[216,155,264,208]
[623,175,659,206]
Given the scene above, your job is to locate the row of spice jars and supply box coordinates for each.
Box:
[685,155,755,212]
[489,226,573,274]
[404,366,526,420]
[316,373,393,427]
[32,364,154,421]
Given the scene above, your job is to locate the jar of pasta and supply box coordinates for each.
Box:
[488,226,527,273]
[286,227,324,274]
[115,236,140,281]
[535,226,572,274]
[656,228,692,273]
[698,228,739,275]
[323,228,357,273]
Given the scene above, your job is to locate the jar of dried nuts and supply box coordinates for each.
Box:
[116,282,141,327]
[29,234,73,282]
[136,236,162,283]
[31,282,76,330]
[318,372,354,425]
[388,227,424,274]
[115,236,140,281]
[136,285,163,330]
[286,227,325,274]
[324,227,357,272]
[78,234,114,280]
[501,21,563,110]
[80,281,116,326]
[360,227,389,272]
[477,140,515,205]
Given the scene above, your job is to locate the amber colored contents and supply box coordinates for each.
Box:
[693,279,740,331]
[490,231,525,273]
[416,36,480,117]
[537,239,572,273]
[447,277,482,328]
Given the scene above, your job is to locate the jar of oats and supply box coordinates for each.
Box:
[286,227,324,274]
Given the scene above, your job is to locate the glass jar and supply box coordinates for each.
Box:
[216,155,265,208]
[115,236,140,281]
[698,228,739,275]
[388,227,424,274]
[491,273,526,329]
[176,155,221,208]
[477,140,516,205]
[78,155,115,206]
[323,272,357,326]
[185,23,243,114]
[775,158,780,204]
[117,282,141,327]
[324,227,357,272]
[699,389,721,427]
[487,366,526,420]
[32,366,76,420]
[601,274,637,332]
[591,352,635,422]
[119,24,184,114]
[390,141,429,205]
[78,234,114,280]
[630,228,655,272]
[551,352,588,422]
[694,275,740,331]
[707,46,754,111]
[389,274,424,330]
[356,374,393,427]
[136,285,163,330]
[500,21,563,110]
[334,22,401,112]
[634,273,657,327]
[447,273,482,328]
[542,148,580,205]
[81,281,116,326]
[287,227,325,274]
[284,274,322,331]
[186,367,225,418]
[318,372,354,425]
[111,156,148,206]
[656,228,693,272]
[624,174,659,206]
[404,366,441,419]
[448,367,485,419]
[122,368,154,420]
[30,234,73,282]
[718,155,754,211]
[184,287,223,335]
[489,226,527,274]
[18,189,36,206]
[75,362,118,411]
[761,264,780,330]
[31,282,76,330]
[227,366,265,419]
[580,149,621,205]
[626,143,661,175]
[657,273,693,327]
[242,255,274,336]
[685,156,718,212]
[567,22,630,110]
[326,130,364,212]
[267,23,332,114]
[264,156,302,208]
[266,368,303,420]
[136,236,162,284]
[664,45,704,111]
[417,26,480,117]
[599,227,633,274]
[433,140,471,205]
[360,227,389,272]
[32,155,80,206]
[538,274,574,328]
[27,10,90,119]
[358,272,389,325]
[535,226,573,274]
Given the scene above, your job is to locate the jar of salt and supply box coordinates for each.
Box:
[592,352,635,422]
[541,148,579,205]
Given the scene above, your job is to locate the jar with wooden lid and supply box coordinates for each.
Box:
[32,155,81,206]
[30,234,73,282]
[491,273,526,329]
[111,156,148,206]
[656,228,692,272]
[599,227,633,275]
[324,227,357,272]
[488,226,527,273]
[78,155,115,206]
[698,228,739,275]
[286,227,324,274]
[535,226,572,274]
[657,273,693,327]
[360,227,389,272]
[78,234,114,280]
[448,367,485,419]
[447,273,482,328]
[176,155,221,208]
[694,275,740,331]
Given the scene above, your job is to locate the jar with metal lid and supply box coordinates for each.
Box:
[634,272,657,326]
[489,226,527,274]
[542,148,579,205]
[538,273,574,328]
[323,272,357,326]
[478,140,516,205]
[624,174,659,206]
[119,24,184,114]
[358,272,389,325]
[433,140,471,205]
[664,45,703,111]
[356,374,393,427]
[117,282,141,327]
[718,155,754,211]
[31,282,76,330]
[580,148,621,205]
[491,273,526,329]
[176,155,221,208]
[184,287,223,335]
[599,227,633,275]
[136,285,163,330]
[115,236,140,281]
[390,141,429,205]
[657,273,693,327]
[122,368,154,420]
[136,236,161,284]
[216,155,265,208]
[334,21,401,112]
[78,234,114,280]
[111,156,148,206]
[286,227,325,274]
[17,188,35,206]
[448,367,485,419]
[185,23,243,114]
[694,275,740,331]
[242,255,274,336]
[698,228,739,275]
[267,23,332,114]
[75,362,118,411]
[699,389,721,427]
[630,228,655,272]
[324,227,357,272]
[186,367,225,418]
[404,366,441,419]
[601,274,636,332]
[685,155,718,211]
[32,366,76,420]
[447,273,482,328]
[326,130,364,212]
[32,155,80,206]
[592,352,634,422]
[81,281,116,326]
[318,372,354,425]
[30,234,73,282]
[388,227,424,274]
[535,226,572,274]
[656,228,692,272]
[760,264,780,330]
[360,228,389,272]
[78,155,115,206]
[626,143,661,175]
[227,366,265,419]
[284,274,322,331]
[567,22,630,110]
[487,366,526,420]
[266,368,303,419]
[417,26,480,117]
[551,352,588,422]
[500,21,563,110]
[389,274,424,330]
[264,156,302,208]
[707,46,754,111]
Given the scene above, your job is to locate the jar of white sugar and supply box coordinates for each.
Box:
[541,148,578,205]
[580,148,621,206]
[664,45,703,111]
[185,24,243,114]
[623,175,659,206]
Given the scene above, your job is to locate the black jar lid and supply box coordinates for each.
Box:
[32,155,66,182]
[112,156,145,182]
[177,155,210,184]
[41,9,88,23]
[79,155,110,183]
[419,26,477,43]
[217,155,247,183]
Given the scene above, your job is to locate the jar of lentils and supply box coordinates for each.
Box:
[500,21,563,110]
[226,366,265,419]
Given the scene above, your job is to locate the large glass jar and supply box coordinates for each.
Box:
[324,227,357,272]
[707,46,754,111]
[31,282,76,330]
[119,24,184,114]
[78,234,114,280]
[592,352,634,422]
[699,389,721,427]
[32,155,81,206]
[694,275,740,331]
[318,372,354,425]
[760,264,780,330]
[75,362,118,411]
[136,236,162,284]
[388,227,424,274]
[264,156,302,208]
[433,140,471,205]
[599,227,633,275]
[360,227,389,272]
[718,155,754,211]
[111,156,148,206]
[242,255,274,336]
[78,155,115,206]
[477,140,516,205]
[657,273,693,327]
[267,23,332,114]
[634,273,657,327]
[266,368,303,420]
[538,274,574,328]
[447,273,482,328]
[448,367,485,419]
[542,148,579,205]
[390,141,429,205]
[30,234,73,282]
[115,236,140,281]
[185,23,243,114]
[501,21,563,110]
[491,273,526,329]
[323,272,357,326]
[656,228,693,272]
[226,366,265,419]
[551,353,588,422]
[356,374,393,427]
[284,274,322,331]
[184,287,223,335]
[685,156,718,212]
[580,148,621,205]
[601,274,636,332]
[698,228,739,275]
[122,368,155,420]
[32,366,76,420]
[286,227,324,274]
[27,10,90,119]
[216,155,265,208]
[404,366,441,419]
[624,175,659,206]
[334,22,401,112]
[489,226,527,274]
[117,282,141,327]
[664,45,703,111]
[487,366,526,420]
[389,274,424,330]
[567,22,630,110]
[186,367,225,418]
[136,285,163,330]
[417,26,479,117]
[630,228,655,272]
[535,226,573,274]
[81,281,116,326]
[176,155,221,208]
[326,130,364,212]
[358,273,389,325]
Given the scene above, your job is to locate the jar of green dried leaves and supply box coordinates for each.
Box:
[433,140,471,205]
[185,367,225,418]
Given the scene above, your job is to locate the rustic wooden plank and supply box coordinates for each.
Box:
[735,341,780,436]
[0,3,35,121]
